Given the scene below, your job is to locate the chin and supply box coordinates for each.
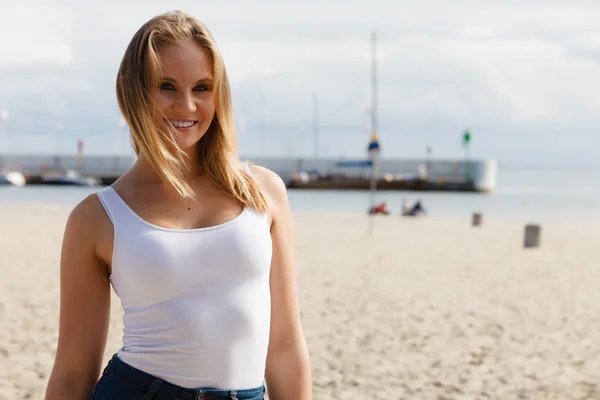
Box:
[174,131,206,149]
[175,140,199,152]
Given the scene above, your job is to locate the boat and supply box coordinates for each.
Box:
[0,171,26,187]
[41,169,99,186]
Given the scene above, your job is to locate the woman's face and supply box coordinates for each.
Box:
[154,40,216,154]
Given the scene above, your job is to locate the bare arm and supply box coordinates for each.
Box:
[45,195,112,400]
[253,166,312,400]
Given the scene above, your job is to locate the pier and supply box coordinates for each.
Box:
[0,154,498,192]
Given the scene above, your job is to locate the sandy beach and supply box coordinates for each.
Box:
[2,203,600,399]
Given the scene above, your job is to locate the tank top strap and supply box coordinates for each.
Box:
[96,186,134,229]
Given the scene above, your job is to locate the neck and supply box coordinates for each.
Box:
[132,150,202,184]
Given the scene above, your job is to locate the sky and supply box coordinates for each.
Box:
[0,0,599,167]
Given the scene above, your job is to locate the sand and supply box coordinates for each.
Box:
[1,204,600,399]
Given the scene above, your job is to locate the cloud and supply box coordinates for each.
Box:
[0,2,74,66]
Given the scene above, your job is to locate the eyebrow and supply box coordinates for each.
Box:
[160,76,213,84]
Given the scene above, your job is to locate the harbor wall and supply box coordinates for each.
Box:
[0,154,498,192]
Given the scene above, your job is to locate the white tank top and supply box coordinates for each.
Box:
[96,185,272,390]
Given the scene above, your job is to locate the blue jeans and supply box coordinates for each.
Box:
[89,354,265,399]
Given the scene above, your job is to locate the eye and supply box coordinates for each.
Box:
[194,84,210,91]
[159,82,175,91]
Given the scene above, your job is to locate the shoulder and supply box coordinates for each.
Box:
[247,164,290,220]
[248,165,287,200]
[64,191,112,246]
[68,192,109,226]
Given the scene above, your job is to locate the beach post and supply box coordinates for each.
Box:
[524,224,541,248]
[472,212,482,227]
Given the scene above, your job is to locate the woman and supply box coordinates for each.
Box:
[45,10,312,400]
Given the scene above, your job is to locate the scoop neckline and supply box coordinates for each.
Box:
[105,186,248,232]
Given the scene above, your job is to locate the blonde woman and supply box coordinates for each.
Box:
[45,10,311,400]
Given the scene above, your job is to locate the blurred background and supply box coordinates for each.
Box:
[1,0,599,221]
[1,0,599,162]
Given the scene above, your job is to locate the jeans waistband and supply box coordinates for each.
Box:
[102,354,265,399]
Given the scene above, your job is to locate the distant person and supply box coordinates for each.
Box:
[409,199,426,216]
[369,200,390,215]
[402,199,426,217]
[45,11,311,400]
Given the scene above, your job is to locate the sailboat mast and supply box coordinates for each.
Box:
[371,32,377,136]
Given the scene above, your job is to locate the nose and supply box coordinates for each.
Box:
[173,91,197,114]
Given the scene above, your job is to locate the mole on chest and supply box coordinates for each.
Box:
[136,202,243,230]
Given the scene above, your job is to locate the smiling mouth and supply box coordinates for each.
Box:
[167,119,198,129]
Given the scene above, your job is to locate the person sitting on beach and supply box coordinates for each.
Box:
[402,199,426,217]
[45,11,311,400]
[369,201,390,215]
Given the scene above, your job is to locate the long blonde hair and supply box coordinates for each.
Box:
[116,10,268,213]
